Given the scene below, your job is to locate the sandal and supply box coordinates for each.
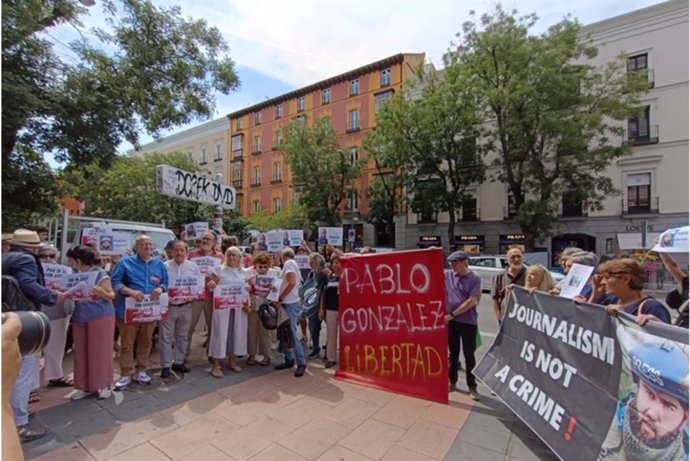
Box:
[210,366,224,379]
[226,363,242,373]
[28,391,40,404]
[47,377,74,388]
[246,356,257,366]
[259,357,271,366]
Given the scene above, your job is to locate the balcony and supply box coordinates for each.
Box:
[232,149,243,163]
[251,149,262,155]
[417,212,437,224]
[271,145,281,151]
[622,196,659,215]
[459,208,480,222]
[503,207,517,220]
[623,125,659,146]
[627,68,655,89]
[559,201,588,218]
[270,175,283,184]
[250,181,262,188]
[233,180,243,188]
[345,126,360,134]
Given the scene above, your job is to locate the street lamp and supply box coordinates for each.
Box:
[213,172,223,234]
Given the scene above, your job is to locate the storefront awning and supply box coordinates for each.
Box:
[617,232,660,250]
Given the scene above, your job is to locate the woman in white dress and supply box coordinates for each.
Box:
[206,247,250,378]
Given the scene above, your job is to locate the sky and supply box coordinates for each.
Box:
[47,0,665,160]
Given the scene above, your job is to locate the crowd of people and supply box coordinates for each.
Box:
[1,225,687,452]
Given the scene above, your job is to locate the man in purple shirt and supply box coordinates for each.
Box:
[443,251,482,400]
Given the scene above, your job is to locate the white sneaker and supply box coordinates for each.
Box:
[70,390,93,401]
[135,371,152,385]
[114,376,131,390]
[98,388,112,399]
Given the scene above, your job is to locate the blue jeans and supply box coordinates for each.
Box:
[283,302,306,366]
[12,353,40,426]
[309,309,322,353]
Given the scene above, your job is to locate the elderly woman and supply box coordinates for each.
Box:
[246,252,279,366]
[207,246,250,378]
[524,264,555,293]
[66,245,116,400]
[593,258,671,325]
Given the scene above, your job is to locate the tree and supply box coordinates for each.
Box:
[224,210,250,243]
[282,118,362,226]
[366,65,487,247]
[247,202,310,232]
[3,0,239,217]
[449,7,646,249]
[59,152,214,229]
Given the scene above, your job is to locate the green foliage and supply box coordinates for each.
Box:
[2,145,58,231]
[449,6,645,248]
[282,118,362,226]
[247,202,310,232]
[59,152,214,229]
[366,64,486,246]
[224,210,250,243]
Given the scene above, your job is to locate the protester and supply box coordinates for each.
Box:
[111,235,168,390]
[558,247,583,272]
[659,252,689,328]
[2,234,13,254]
[160,241,200,378]
[66,245,116,400]
[206,246,249,378]
[246,252,277,366]
[491,246,526,322]
[524,264,555,293]
[38,245,74,389]
[164,240,176,261]
[186,231,224,354]
[2,229,65,443]
[567,252,618,306]
[595,259,671,325]
[221,235,239,255]
[273,247,307,377]
[304,253,329,359]
[320,254,342,368]
[600,342,688,460]
[443,251,482,400]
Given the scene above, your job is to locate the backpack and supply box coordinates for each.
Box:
[2,253,36,312]
[298,272,326,320]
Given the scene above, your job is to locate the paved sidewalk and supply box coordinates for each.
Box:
[22,332,558,460]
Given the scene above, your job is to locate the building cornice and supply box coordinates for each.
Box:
[130,117,229,155]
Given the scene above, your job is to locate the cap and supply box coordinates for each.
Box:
[447,251,470,262]
[629,341,689,405]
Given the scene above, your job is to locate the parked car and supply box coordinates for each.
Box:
[468,255,564,292]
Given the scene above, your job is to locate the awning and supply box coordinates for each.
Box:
[617,232,660,250]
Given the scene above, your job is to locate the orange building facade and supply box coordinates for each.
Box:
[226,53,425,246]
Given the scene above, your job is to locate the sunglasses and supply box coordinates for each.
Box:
[39,254,56,259]
[256,264,269,269]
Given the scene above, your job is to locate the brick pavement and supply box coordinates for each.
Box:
[22,331,558,461]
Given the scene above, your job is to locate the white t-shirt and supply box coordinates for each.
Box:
[280,259,302,304]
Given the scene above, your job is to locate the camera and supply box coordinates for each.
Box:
[2,311,51,355]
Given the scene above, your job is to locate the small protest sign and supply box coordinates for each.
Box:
[97,231,132,255]
[124,294,169,323]
[253,274,276,298]
[42,263,72,290]
[318,227,343,246]
[335,248,448,403]
[284,230,303,247]
[168,275,205,303]
[185,222,209,240]
[558,263,594,299]
[652,225,689,254]
[60,272,99,301]
[190,256,221,276]
[295,255,310,270]
[213,281,245,310]
[266,231,284,252]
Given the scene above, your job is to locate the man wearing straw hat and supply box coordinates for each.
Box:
[2,229,65,443]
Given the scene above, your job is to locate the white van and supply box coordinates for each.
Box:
[74,221,176,253]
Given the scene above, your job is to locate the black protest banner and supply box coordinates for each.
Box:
[474,288,622,461]
[475,288,690,461]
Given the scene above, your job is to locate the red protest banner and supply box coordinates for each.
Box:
[335,248,448,403]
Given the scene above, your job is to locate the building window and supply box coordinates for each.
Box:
[625,105,657,145]
[506,190,517,219]
[349,191,359,212]
[350,79,359,96]
[627,53,648,72]
[237,118,244,130]
[461,194,478,221]
[233,169,242,188]
[200,144,207,164]
[418,210,437,223]
[187,148,193,162]
[275,103,283,119]
[255,112,262,124]
[297,96,305,112]
[348,110,359,131]
[561,192,585,217]
[231,135,243,161]
[380,68,391,87]
[253,200,261,212]
[273,197,281,213]
[375,90,394,113]
[273,162,282,182]
[274,131,282,149]
[214,140,222,161]
[253,136,261,154]
[253,166,261,185]
[350,147,359,166]
[627,173,651,213]
[322,88,331,104]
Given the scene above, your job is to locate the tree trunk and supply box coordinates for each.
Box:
[447,213,456,252]
[523,230,537,252]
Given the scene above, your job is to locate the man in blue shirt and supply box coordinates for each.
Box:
[443,251,482,400]
[111,235,168,390]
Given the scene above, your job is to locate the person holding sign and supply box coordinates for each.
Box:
[274,247,307,377]
[600,342,688,461]
[491,247,526,323]
[206,247,249,378]
[65,246,116,400]
[187,231,224,355]
[160,241,201,379]
[111,235,168,390]
[595,259,671,325]
[443,251,482,400]
[246,252,278,366]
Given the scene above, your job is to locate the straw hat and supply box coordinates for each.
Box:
[2,233,13,242]
[9,229,44,248]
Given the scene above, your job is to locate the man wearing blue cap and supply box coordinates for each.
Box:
[443,250,482,400]
[600,341,688,460]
